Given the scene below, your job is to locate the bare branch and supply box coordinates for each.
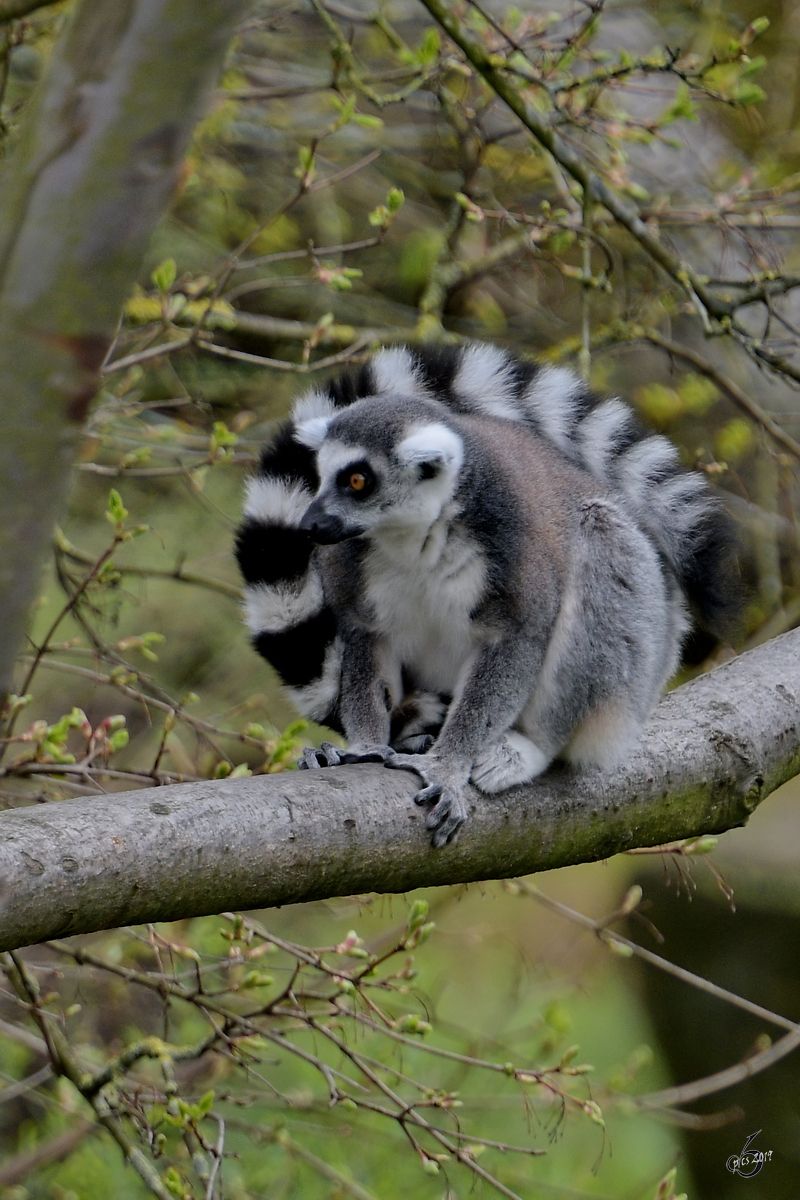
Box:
[637,1029,800,1110]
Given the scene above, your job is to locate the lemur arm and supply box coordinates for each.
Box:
[388,629,547,845]
[337,625,393,750]
[437,634,544,762]
[299,626,394,770]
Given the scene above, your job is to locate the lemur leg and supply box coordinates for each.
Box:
[521,499,681,769]
[389,635,548,846]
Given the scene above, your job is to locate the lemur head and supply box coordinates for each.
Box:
[294,395,464,545]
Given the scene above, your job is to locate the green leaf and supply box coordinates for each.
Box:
[734,81,766,106]
[163,1166,189,1199]
[742,16,769,46]
[715,417,754,463]
[353,113,384,129]
[43,743,76,765]
[659,81,697,126]
[106,488,128,526]
[678,373,719,415]
[544,1000,572,1034]
[393,1013,432,1034]
[415,921,435,945]
[240,970,274,988]
[416,28,440,64]
[583,1099,605,1127]
[210,421,237,451]
[108,729,129,753]
[685,835,718,855]
[151,257,177,293]
[295,145,316,182]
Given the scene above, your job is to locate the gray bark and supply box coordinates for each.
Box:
[0,0,248,700]
[0,629,798,953]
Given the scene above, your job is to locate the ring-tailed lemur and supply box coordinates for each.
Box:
[235,343,735,846]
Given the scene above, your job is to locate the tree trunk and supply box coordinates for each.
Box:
[0,629,798,953]
[0,0,248,700]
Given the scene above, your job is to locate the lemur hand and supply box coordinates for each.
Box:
[298,742,398,769]
[385,752,469,847]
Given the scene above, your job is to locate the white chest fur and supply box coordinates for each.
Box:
[364,513,486,695]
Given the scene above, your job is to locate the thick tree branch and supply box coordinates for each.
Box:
[0,630,798,953]
[0,0,248,700]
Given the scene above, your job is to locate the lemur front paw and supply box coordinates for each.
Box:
[297,742,398,770]
[385,753,468,846]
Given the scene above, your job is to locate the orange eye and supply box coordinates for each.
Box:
[349,472,367,492]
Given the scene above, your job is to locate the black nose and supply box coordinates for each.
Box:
[299,501,348,545]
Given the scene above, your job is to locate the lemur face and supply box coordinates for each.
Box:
[295,396,464,545]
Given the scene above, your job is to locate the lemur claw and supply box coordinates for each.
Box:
[425,788,468,847]
[298,741,343,770]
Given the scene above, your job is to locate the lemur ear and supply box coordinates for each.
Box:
[292,387,337,449]
[294,414,333,450]
[397,422,464,475]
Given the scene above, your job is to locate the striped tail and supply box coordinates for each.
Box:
[234,422,343,729]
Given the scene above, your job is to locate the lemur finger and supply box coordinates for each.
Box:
[297,746,325,770]
[297,743,341,770]
[426,792,468,847]
[319,741,343,766]
[338,743,396,765]
[431,817,465,848]
[412,781,444,806]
